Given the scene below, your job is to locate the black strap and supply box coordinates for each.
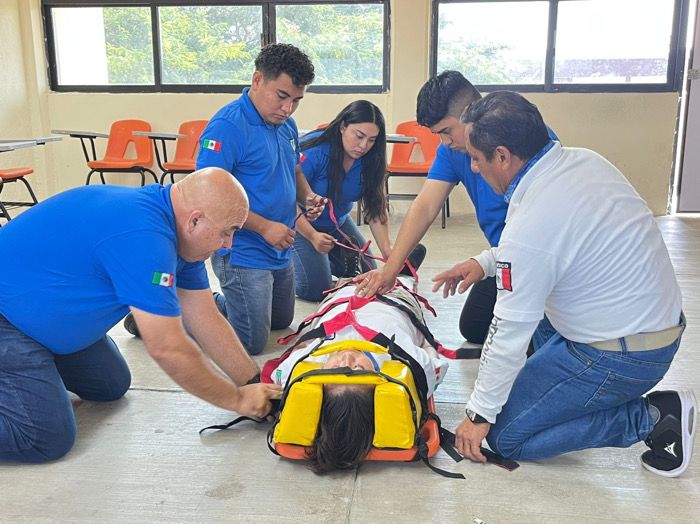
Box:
[199,415,264,435]
[374,293,441,351]
[439,427,520,472]
[416,434,465,480]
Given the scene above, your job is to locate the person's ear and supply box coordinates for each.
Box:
[494,146,512,169]
[251,71,264,91]
[188,211,204,232]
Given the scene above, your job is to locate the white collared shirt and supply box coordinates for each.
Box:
[468,142,681,421]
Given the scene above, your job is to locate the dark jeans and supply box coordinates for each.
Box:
[210,254,296,356]
[487,315,683,460]
[459,276,497,344]
[0,314,131,463]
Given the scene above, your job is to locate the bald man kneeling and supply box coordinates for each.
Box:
[0,168,282,463]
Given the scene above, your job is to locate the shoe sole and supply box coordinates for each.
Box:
[642,389,697,478]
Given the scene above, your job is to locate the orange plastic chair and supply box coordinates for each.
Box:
[0,167,39,224]
[159,120,208,184]
[386,121,449,228]
[85,120,157,186]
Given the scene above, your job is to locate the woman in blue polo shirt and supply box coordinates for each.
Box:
[292,101,392,301]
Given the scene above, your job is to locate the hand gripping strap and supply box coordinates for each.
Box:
[439,427,520,472]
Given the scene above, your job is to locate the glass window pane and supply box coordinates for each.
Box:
[276,4,384,86]
[437,2,549,85]
[51,7,153,86]
[159,6,263,85]
[555,0,675,84]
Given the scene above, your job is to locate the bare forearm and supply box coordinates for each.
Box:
[179,288,259,385]
[147,333,243,411]
[295,208,317,240]
[295,166,313,204]
[385,181,452,273]
[243,210,271,235]
[191,316,259,385]
[368,218,392,259]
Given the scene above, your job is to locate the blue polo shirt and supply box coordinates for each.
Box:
[428,128,559,246]
[299,134,363,229]
[0,184,209,354]
[196,88,300,269]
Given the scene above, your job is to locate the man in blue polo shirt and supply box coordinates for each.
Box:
[194,43,324,356]
[0,168,281,463]
[356,71,556,357]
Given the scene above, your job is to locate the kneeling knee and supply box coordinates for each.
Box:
[486,428,522,459]
[21,419,77,463]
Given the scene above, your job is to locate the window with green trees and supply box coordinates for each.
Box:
[432,0,689,93]
[42,1,389,93]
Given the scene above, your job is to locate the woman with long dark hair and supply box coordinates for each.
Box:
[292,100,394,301]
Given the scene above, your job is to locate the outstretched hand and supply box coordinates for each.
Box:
[432,258,485,298]
[353,267,397,298]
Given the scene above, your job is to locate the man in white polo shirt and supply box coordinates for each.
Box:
[432,91,695,477]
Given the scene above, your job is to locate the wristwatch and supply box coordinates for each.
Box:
[466,408,489,424]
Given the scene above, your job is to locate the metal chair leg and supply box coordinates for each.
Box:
[146,168,158,184]
[17,177,39,205]
[0,200,10,222]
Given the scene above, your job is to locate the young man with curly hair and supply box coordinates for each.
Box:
[192,43,325,355]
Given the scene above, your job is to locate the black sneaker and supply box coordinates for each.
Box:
[341,236,362,277]
[399,243,427,276]
[641,390,696,477]
[123,312,141,338]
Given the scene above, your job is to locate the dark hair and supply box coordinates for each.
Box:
[255,43,315,87]
[305,386,375,473]
[462,91,550,162]
[416,71,482,128]
[301,101,388,224]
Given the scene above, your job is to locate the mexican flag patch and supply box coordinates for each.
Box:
[152,271,174,287]
[496,261,512,291]
[202,139,221,152]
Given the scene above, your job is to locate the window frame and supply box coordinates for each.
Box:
[430,0,692,93]
[41,0,391,94]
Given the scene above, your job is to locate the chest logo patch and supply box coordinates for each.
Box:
[289,138,297,152]
[496,262,512,291]
[152,271,174,287]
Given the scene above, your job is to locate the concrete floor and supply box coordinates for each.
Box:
[1,208,699,523]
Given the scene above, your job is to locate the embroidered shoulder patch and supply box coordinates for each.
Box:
[152,271,174,287]
[202,139,221,152]
[496,262,512,291]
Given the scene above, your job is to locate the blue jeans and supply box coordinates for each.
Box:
[291,216,377,301]
[0,314,131,463]
[487,316,683,460]
[211,253,295,355]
